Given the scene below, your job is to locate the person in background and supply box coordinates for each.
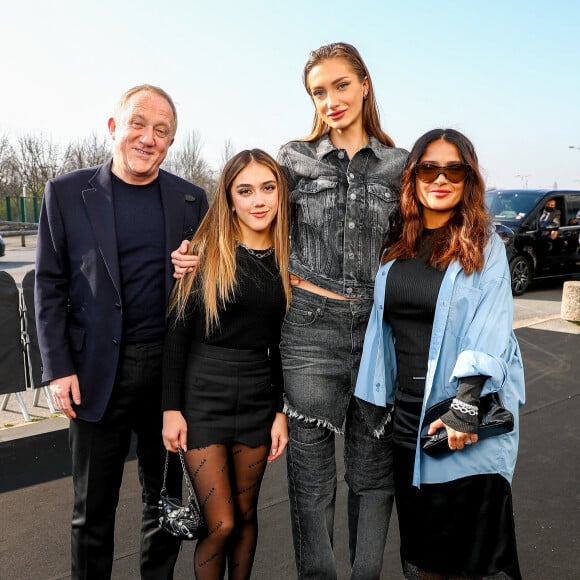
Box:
[35,84,208,580]
[162,149,290,580]
[539,198,561,225]
[355,128,524,580]
[539,198,561,240]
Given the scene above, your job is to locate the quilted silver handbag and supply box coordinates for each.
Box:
[158,446,207,540]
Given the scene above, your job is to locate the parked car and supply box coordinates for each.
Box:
[486,189,580,295]
[0,233,5,257]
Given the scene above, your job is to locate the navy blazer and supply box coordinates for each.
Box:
[35,161,208,421]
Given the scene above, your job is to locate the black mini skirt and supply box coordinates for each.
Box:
[183,342,277,450]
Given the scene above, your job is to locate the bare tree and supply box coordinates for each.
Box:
[62,132,111,173]
[2,128,219,206]
[220,138,236,172]
[164,130,216,197]
[0,134,19,197]
[14,134,66,197]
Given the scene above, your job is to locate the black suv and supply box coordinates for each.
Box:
[486,189,580,295]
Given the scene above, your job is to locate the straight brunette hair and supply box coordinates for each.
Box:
[381,129,490,274]
[168,149,291,333]
[302,42,395,147]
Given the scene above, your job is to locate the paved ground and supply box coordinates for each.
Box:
[1,235,579,579]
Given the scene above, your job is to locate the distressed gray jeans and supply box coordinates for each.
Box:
[281,287,394,579]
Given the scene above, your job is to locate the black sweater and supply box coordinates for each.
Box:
[162,245,286,411]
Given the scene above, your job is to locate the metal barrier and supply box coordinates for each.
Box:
[1,231,38,248]
[0,222,38,247]
[0,270,54,420]
[1,230,39,236]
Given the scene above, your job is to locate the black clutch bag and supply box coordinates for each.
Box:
[158,447,207,540]
[420,392,514,457]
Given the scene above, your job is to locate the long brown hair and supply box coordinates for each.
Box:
[302,42,395,147]
[381,129,490,274]
[168,149,291,333]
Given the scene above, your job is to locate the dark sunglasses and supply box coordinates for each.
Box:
[415,163,471,184]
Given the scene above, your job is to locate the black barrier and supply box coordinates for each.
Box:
[21,270,42,388]
[0,271,27,394]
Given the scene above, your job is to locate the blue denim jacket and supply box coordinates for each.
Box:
[278,135,408,300]
[355,233,526,487]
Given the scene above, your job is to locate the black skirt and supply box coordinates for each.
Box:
[183,342,277,449]
[393,395,522,579]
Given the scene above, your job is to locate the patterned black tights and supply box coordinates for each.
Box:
[184,443,269,580]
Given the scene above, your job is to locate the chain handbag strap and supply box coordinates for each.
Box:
[161,446,195,502]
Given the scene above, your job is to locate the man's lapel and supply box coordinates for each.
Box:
[83,162,122,297]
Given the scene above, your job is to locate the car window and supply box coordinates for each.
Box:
[485,190,545,223]
[565,194,580,225]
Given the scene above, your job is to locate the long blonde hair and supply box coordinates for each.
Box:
[302,42,395,147]
[168,149,291,333]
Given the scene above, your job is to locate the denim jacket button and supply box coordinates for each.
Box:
[346,288,353,294]
[348,222,355,229]
[350,193,356,200]
[338,151,345,159]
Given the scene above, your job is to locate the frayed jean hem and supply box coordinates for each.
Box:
[283,401,345,436]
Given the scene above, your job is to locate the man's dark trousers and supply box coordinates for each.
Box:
[69,341,182,579]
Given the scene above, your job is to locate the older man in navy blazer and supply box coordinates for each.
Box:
[35,84,208,580]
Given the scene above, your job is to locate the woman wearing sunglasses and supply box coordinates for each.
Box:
[355,128,524,579]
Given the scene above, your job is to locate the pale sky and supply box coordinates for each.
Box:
[2,0,579,190]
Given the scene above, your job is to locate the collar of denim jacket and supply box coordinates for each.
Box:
[314,134,386,161]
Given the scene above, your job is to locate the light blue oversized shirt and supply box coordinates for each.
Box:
[354,232,526,487]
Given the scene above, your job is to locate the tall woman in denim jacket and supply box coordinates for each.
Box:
[355,128,524,579]
[277,43,407,579]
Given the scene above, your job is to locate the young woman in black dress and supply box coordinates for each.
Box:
[162,149,291,579]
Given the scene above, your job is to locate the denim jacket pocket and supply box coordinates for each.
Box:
[361,183,399,279]
[295,175,338,226]
[366,183,398,229]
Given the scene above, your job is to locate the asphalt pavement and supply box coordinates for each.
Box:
[1,236,579,579]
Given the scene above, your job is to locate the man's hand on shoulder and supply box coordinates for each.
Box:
[171,239,199,279]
